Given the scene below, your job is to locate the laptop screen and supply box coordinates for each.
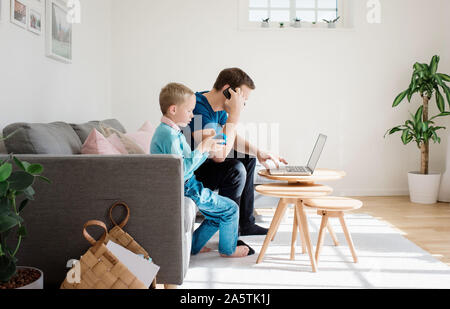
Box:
[307,134,327,172]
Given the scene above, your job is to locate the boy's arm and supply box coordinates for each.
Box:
[191,122,238,163]
[183,146,209,178]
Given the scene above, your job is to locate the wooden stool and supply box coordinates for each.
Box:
[302,197,363,264]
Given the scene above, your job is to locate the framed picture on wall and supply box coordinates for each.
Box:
[46,0,72,63]
[10,0,28,29]
[28,7,42,34]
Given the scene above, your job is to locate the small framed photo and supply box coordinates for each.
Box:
[10,0,28,29]
[28,8,42,35]
[46,0,73,63]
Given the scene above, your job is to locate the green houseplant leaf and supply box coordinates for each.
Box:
[0,163,12,182]
[26,164,43,175]
[7,171,34,191]
[393,90,409,107]
[0,256,17,283]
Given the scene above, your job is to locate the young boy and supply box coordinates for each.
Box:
[150,83,250,258]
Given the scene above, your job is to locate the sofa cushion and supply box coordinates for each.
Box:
[2,122,83,154]
[70,119,126,144]
[0,139,7,154]
[101,127,146,154]
[81,129,123,155]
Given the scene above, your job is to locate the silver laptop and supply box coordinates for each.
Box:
[269,134,327,176]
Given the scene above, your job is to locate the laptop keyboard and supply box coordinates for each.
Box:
[285,166,308,173]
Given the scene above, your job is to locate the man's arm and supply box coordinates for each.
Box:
[234,133,258,156]
[192,122,239,163]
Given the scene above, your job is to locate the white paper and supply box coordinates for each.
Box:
[106,241,160,287]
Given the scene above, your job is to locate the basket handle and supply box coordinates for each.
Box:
[83,220,108,246]
[109,201,130,228]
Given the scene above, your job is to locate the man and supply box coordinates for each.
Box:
[188,68,287,236]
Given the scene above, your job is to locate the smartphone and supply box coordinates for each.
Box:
[214,133,227,145]
[223,87,236,100]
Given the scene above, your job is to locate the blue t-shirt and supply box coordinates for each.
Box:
[187,91,228,150]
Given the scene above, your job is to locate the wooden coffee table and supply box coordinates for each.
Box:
[255,169,346,272]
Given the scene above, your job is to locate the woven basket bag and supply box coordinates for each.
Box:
[60,220,148,289]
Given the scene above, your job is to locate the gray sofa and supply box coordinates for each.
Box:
[0,119,196,288]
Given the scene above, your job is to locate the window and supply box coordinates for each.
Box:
[248,0,338,23]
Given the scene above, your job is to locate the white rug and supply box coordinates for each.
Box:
[180,209,450,289]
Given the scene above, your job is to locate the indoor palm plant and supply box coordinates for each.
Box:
[0,136,50,288]
[385,55,450,203]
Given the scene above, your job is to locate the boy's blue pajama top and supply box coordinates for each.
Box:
[150,121,239,256]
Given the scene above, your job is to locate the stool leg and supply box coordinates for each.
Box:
[295,205,307,254]
[338,213,358,263]
[290,206,298,260]
[296,200,318,272]
[327,221,340,246]
[271,202,289,242]
[257,199,288,264]
[315,211,329,264]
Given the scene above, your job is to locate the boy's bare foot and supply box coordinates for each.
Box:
[200,247,212,253]
[220,245,249,258]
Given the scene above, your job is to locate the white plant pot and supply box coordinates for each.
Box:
[327,23,336,28]
[293,21,302,28]
[408,172,442,204]
[438,131,450,202]
[261,22,269,28]
[16,267,44,289]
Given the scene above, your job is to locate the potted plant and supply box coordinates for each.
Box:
[293,17,302,28]
[279,22,285,28]
[0,142,50,289]
[261,18,270,28]
[323,16,340,28]
[311,21,318,28]
[385,55,450,204]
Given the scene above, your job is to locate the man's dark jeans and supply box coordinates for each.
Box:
[194,151,257,229]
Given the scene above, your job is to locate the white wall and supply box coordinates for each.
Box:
[110,0,450,196]
[0,0,112,128]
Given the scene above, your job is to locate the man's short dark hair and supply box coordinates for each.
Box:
[213,68,256,91]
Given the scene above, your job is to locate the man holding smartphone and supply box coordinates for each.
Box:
[188,68,288,236]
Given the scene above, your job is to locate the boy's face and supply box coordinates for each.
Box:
[171,94,196,127]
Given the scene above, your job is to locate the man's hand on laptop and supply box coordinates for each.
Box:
[257,150,288,170]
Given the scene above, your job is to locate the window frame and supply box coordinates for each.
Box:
[240,0,346,29]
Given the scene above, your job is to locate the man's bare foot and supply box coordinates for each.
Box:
[200,247,212,253]
[220,245,249,258]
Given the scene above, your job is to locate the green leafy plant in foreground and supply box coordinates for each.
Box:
[0,138,50,283]
[385,55,450,174]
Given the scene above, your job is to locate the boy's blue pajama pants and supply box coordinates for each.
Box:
[185,175,239,256]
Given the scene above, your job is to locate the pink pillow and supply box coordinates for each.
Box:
[113,121,154,154]
[81,129,122,155]
[139,120,155,135]
[125,131,153,154]
[107,133,128,154]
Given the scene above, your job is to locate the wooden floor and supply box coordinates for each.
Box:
[352,196,450,266]
[256,196,450,265]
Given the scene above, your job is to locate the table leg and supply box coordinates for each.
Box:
[271,202,289,242]
[256,198,289,264]
[296,200,318,272]
[327,221,340,246]
[295,206,307,254]
[290,206,298,260]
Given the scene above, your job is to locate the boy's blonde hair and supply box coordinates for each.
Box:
[159,83,195,114]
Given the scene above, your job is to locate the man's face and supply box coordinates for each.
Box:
[238,85,253,104]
